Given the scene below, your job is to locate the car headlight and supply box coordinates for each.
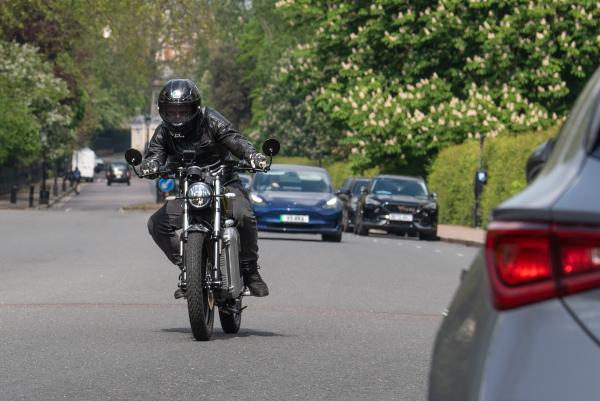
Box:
[250,193,265,205]
[187,182,212,208]
[324,196,340,208]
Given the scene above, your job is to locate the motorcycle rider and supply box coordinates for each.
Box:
[141,79,269,299]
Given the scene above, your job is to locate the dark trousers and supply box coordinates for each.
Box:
[147,183,259,266]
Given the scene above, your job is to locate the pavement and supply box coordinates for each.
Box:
[0,178,480,401]
[437,224,485,246]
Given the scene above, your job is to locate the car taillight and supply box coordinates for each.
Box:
[486,222,600,310]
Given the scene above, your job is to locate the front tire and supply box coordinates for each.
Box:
[186,232,214,341]
[219,298,242,334]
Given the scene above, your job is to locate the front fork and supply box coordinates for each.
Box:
[179,176,224,289]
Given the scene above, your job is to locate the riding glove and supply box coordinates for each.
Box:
[249,153,268,170]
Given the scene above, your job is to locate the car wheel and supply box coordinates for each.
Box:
[419,231,438,241]
[322,232,342,242]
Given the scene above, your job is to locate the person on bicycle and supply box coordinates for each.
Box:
[72,167,81,195]
[140,79,269,299]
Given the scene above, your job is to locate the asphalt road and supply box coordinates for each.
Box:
[0,178,478,401]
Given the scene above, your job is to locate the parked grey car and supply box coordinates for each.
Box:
[429,67,600,401]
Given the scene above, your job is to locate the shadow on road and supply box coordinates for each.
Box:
[258,235,323,242]
[161,327,292,340]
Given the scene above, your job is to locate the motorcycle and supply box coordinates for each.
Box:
[124,139,280,341]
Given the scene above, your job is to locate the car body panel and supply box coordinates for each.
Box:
[337,177,370,229]
[429,253,600,401]
[251,164,342,235]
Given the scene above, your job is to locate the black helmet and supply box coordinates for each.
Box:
[158,79,202,135]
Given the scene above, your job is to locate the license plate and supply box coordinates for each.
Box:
[115,172,122,178]
[388,213,413,222]
[280,214,310,223]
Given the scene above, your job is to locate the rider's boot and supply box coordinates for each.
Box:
[241,261,269,297]
[174,264,186,299]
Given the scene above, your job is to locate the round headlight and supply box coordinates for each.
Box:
[187,182,212,208]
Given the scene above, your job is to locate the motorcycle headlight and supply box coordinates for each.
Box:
[187,182,212,208]
[324,196,340,209]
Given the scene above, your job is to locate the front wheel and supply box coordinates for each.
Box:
[185,232,214,341]
[219,298,242,334]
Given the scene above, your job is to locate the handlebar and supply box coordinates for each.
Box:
[134,159,270,179]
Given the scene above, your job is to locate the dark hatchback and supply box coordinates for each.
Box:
[336,177,371,232]
[105,161,131,186]
[354,175,437,239]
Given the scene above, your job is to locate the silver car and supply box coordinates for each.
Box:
[429,67,600,401]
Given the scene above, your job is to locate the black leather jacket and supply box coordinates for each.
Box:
[144,107,256,183]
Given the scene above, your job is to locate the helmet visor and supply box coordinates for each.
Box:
[162,103,198,126]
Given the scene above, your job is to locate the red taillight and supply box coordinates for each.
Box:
[486,222,600,310]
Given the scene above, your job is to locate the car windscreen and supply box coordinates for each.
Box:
[371,178,427,197]
[253,169,331,193]
[351,179,370,195]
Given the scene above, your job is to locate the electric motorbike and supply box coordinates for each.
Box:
[124,139,280,341]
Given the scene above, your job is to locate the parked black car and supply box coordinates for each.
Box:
[354,175,437,239]
[336,177,371,232]
[105,161,131,186]
[428,67,600,401]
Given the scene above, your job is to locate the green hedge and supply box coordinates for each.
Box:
[428,127,558,227]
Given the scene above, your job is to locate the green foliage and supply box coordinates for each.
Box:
[256,0,599,169]
[428,126,559,227]
[427,141,479,226]
[0,41,72,164]
[480,126,558,225]
[0,89,40,165]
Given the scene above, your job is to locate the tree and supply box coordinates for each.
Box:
[260,0,600,173]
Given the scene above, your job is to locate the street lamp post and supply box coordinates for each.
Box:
[473,134,488,227]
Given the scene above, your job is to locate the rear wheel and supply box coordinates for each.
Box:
[219,298,242,334]
[186,232,214,341]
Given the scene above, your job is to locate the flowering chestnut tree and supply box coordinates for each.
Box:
[259,0,599,171]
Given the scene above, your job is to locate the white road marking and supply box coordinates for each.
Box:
[416,245,422,249]
[456,253,464,257]
[435,249,441,253]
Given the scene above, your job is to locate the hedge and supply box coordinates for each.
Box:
[428,126,559,227]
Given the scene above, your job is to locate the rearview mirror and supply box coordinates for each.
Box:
[125,148,142,166]
[430,192,437,200]
[262,138,280,157]
[525,138,555,183]
[360,186,368,194]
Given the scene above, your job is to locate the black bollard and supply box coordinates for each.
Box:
[53,178,58,197]
[39,189,50,205]
[10,185,17,204]
[62,178,67,192]
[29,185,34,207]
